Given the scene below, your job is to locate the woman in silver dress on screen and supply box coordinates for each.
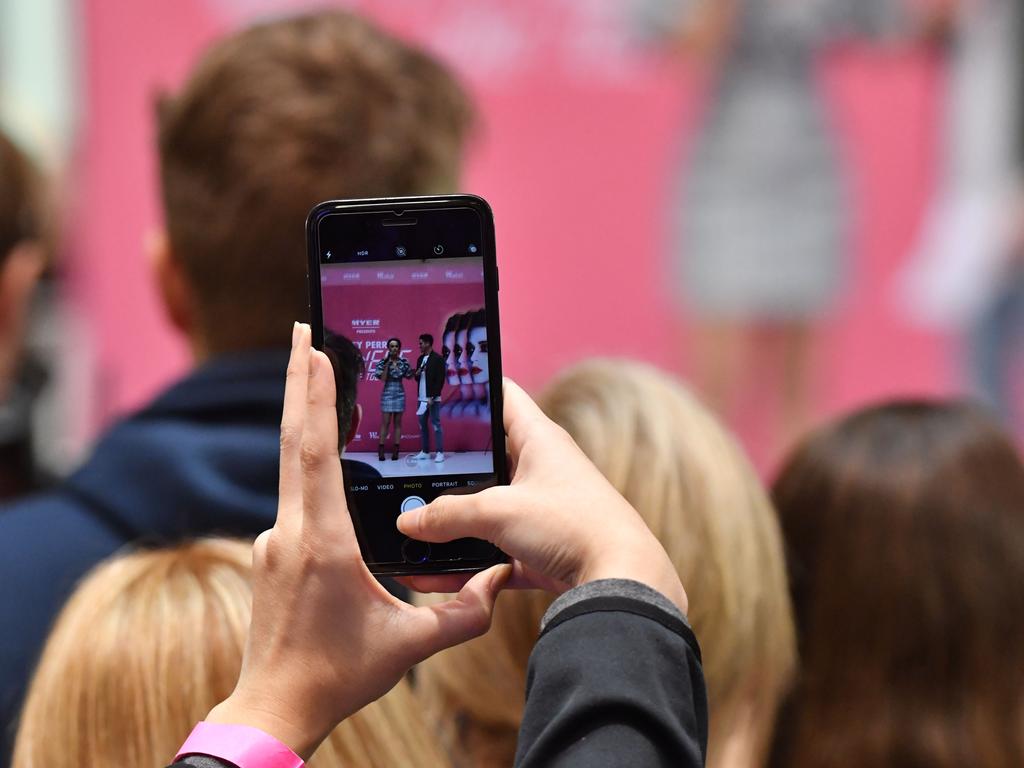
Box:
[642,0,943,452]
[372,337,413,461]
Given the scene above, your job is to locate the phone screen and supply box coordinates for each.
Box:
[309,198,506,573]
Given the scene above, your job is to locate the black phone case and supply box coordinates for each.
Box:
[306,194,508,576]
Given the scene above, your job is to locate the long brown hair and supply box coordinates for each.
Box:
[416,359,796,768]
[13,539,449,768]
[769,401,1024,768]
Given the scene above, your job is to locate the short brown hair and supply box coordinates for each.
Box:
[0,130,44,262]
[769,402,1024,768]
[157,11,473,354]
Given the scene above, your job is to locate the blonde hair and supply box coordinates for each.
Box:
[416,359,796,768]
[13,538,449,768]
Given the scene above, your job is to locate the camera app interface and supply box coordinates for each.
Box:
[316,207,498,564]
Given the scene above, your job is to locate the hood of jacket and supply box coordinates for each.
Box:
[60,349,289,542]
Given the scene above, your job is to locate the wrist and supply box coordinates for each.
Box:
[176,722,303,768]
[206,691,328,762]
[579,536,688,616]
[582,564,688,616]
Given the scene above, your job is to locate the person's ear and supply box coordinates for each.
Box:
[0,242,46,393]
[0,241,45,337]
[147,228,195,337]
[345,403,362,446]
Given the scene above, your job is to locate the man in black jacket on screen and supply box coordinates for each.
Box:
[413,333,447,462]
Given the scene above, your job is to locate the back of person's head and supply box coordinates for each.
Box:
[769,401,1024,768]
[323,330,364,443]
[13,539,450,768]
[415,359,796,768]
[155,10,473,356]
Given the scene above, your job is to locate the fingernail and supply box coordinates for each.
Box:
[493,563,513,592]
[291,322,301,349]
[396,510,419,531]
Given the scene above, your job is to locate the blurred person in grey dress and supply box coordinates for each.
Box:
[640,0,949,453]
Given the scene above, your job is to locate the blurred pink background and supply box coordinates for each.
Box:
[72,0,952,465]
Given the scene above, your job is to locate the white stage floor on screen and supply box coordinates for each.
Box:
[346,451,493,478]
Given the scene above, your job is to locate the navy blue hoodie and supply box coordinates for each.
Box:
[0,350,289,760]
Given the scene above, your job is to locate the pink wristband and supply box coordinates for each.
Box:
[175,722,304,768]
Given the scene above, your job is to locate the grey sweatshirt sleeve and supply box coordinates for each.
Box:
[516,578,708,767]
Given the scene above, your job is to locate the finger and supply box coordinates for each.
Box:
[501,378,551,454]
[398,561,558,595]
[406,564,512,658]
[251,529,272,571]
[279,323,312,524]
[506,447,518,481]
[509,561,572,593]
[300,349,351,535]
[396,573,472,594]
[396,490,505,544]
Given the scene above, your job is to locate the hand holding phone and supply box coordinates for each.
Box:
[207,327,687,763]
[206,323,509,759]
[397,379,688,614]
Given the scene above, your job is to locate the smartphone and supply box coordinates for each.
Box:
[306,195,508,575]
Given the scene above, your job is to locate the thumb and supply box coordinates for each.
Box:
[501,378,551,452]
[396,489,504,543]
[408,564,512,659]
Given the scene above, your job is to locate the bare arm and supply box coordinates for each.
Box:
[675,0,737,60]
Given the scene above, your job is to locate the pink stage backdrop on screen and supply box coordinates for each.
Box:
[76,0,951,468]
[321,261,490,452]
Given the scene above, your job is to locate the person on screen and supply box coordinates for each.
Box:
[413,332,446,463]
[466,309,489,422]
[440,313,464,418]
[0,10,474,759]
[453,313,476,419]
[372,337,413,461]
[323,330,381,484]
